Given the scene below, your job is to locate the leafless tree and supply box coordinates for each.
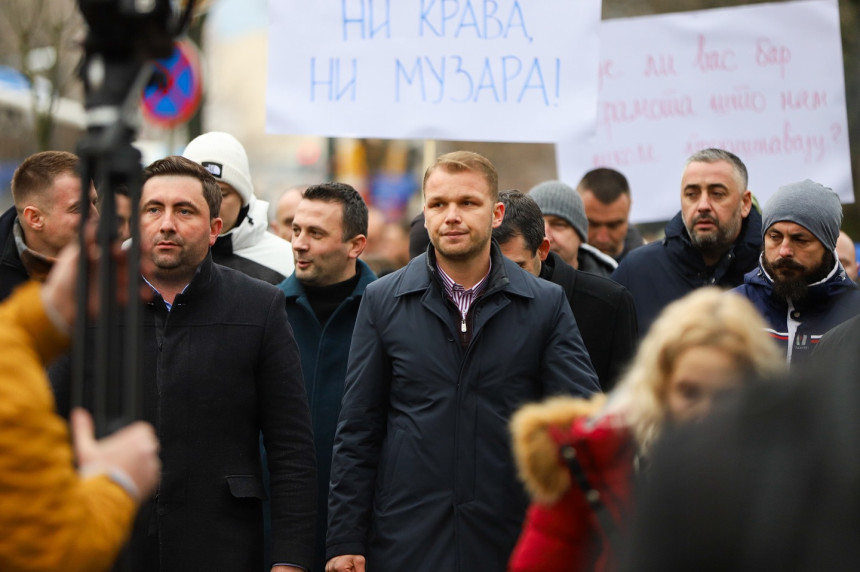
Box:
[0,0,84,150]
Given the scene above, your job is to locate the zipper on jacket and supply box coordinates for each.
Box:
[459,306,479,349]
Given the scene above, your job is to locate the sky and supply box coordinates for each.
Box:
[208,0,267,40]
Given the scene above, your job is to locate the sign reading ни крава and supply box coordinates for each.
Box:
[267,0,602,143]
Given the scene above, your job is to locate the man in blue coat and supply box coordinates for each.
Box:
[612,148,762,335]
[733,179,860,365]
[277,182,376,571]
[326,151,599,572]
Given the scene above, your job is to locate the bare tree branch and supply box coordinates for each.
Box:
[0,0,83,150]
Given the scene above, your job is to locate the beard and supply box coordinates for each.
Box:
[687,212,743,252]
[762,250,834,302]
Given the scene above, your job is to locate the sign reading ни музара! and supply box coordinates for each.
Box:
[266,0,602,143]
[556,0,853,224]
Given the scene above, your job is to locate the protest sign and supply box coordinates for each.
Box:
[557,0,852,223]
[267,0,601,143]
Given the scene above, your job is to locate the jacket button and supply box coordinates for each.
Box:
[791,311,801,319]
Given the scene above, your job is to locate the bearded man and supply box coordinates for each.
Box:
[733,179,860,365]
[612,148,762,335]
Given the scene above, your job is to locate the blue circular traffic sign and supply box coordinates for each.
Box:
[142,40,202,127]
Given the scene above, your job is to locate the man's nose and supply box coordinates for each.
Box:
[292,232,307,251]
[159,211,176,232]
[444,204,461,222]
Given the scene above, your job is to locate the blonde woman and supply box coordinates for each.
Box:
[508,287,784,572]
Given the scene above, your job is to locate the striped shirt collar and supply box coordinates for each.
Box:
[436,258,491,317]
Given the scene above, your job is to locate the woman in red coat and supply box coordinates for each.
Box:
[508,288,785,572]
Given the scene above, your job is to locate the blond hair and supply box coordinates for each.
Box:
[11,151,79,212]
[422,151,499,201]
[606,287,784,457]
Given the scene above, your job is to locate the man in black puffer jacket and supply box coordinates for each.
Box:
[612,148,761,336]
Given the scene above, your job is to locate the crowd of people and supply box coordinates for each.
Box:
[1,137,859,572]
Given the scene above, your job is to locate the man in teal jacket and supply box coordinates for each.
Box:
[277,182,375,571]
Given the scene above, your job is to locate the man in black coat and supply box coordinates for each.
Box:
[494,190,638,391]
[60,156,317,571]
[326,152,599,572]
[611,148,761,335]
[0,151,97,300]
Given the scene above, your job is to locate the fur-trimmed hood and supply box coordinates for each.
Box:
[510,394,607,504]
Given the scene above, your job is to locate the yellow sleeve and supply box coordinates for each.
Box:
[0,282,137,572]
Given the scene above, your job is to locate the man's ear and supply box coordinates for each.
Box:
[492,202,505,229]
[740,190,753,217]
[21,205,44,231]
[537,237,551,262]
[348,234,368,259]
[209,217,223,245]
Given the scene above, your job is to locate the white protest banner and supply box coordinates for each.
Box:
[266,0,601,143]
[557,0,852,223]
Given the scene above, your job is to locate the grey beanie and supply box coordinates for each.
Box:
[762,179,842,251]
[528,180,588,241]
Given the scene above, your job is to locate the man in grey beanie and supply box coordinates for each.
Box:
[528,180,618,278]
[733,179,860,365]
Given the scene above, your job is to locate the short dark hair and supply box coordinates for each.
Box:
[302,182,368,240]
[423,151,499,201]
[686,148,749,191]
[493,190,545,254]
[577,168,630,204]
[143,155,222,219]
[11,150,79,210]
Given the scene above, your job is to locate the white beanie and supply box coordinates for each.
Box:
[182,131,253,205]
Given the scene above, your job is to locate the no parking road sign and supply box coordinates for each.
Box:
[142,40,202,127]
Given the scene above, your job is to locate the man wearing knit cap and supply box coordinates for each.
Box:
[733,179,860,365]
[183,131,294,284]
[528,180,618,278]
[611,148,763,335]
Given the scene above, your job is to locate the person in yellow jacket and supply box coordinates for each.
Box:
[0,238,160,571]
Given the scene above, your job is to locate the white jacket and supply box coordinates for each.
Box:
[213,196,294,284]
